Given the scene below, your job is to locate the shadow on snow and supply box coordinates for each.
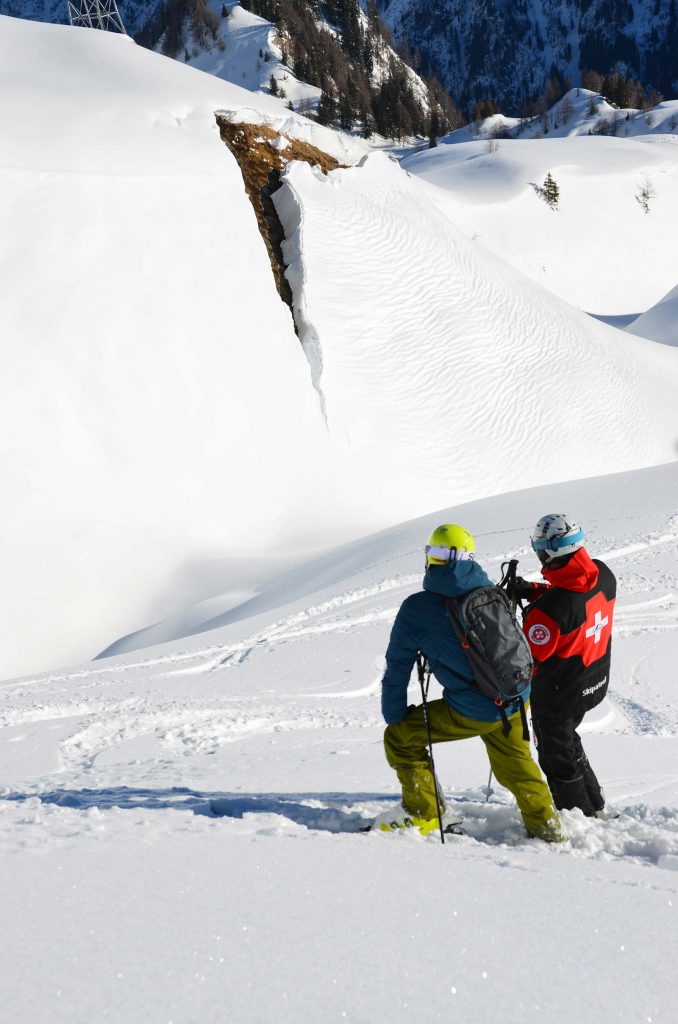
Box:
[4,787,392,833]
[6,788,677,866]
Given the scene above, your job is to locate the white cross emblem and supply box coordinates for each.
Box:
[586,610,609,644]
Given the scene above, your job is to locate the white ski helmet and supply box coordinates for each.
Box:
[531,514,585,562]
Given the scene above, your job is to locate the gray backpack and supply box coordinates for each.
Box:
[444,587,533,740]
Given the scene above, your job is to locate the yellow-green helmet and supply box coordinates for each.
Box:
[425,524,475,567]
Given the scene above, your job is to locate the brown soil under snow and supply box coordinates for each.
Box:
[216,117,344,313]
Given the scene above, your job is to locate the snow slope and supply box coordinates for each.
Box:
[3,15,678,683]
[445,90,678,143]
[401,132,678,315]
[0,15,366,680]
[185,1,429,109]
[273,151,677,522]
[627,282,678,346]
[103,140,678,657]
[185,3,322,109]
[2,463,678,1022]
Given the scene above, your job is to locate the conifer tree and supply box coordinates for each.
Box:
[317,91,338,126]
[542,172,560,209]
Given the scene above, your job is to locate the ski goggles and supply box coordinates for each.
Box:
[425,544,475,563]
[531,528,584,553]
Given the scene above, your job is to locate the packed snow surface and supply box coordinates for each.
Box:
[2,463,678,1022]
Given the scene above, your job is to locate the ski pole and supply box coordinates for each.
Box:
[416,652,445,845]
[498,558,520,614]
[485,768,494,803]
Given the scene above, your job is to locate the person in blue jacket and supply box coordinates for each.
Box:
[377,523,564,840]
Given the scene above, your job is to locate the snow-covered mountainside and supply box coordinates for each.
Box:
[2,463,678,1022]
[401,111,678,315]
[3,0,449,140]
[377,0,678,109]
[186,3,322,108]
[2,14,678,679]
[445,87,678,141]
[178,3,321,109]
[0,15,349,680]
[179,1,440,137]
[8,0,678,116]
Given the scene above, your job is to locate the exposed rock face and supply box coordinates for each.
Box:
[216,115,342,311]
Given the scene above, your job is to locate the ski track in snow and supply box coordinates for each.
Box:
[608,693,677,736]
[1,491,678,884]
[3,520,678,699]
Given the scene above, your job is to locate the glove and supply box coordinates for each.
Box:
[507,576,540,601]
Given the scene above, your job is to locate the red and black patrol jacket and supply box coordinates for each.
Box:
[522,548,616,720]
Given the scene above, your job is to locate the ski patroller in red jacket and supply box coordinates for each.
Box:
[522,548,616,720]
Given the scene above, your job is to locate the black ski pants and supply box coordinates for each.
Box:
[531,714,604,817]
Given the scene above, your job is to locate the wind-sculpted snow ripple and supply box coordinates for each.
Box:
[276,153,678,523]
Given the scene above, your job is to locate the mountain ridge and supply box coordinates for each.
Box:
[5,0,677,125]
[376,0,678,111]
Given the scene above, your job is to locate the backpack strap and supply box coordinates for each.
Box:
[495,696,530,741]
[443,596,467,645]
[515,696,530,742]
[496,700,511,737]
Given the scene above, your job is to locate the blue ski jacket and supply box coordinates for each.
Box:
[381,560,531,724]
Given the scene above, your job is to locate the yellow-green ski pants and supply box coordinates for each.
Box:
[384,699,558,835]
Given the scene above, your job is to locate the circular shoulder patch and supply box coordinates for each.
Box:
[528,623,551,646]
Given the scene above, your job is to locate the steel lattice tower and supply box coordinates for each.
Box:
[67,0,126,33]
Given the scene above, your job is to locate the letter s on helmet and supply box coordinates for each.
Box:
[531,514,585,562]
[425,524,475,567]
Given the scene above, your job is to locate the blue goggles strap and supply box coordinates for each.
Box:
[531,528,584,552]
